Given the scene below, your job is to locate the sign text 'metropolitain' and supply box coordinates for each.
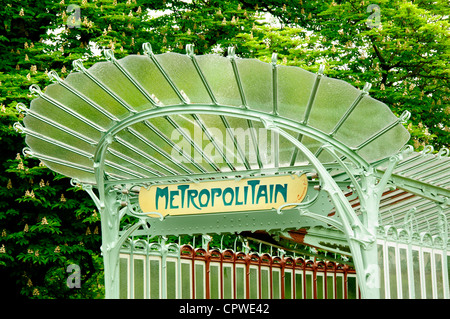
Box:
[139,174,308,217]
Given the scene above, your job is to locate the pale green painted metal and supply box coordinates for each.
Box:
[14,42,449,299]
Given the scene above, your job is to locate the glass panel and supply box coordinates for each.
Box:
[272,269,281,299]
[23,102,98,152]
[134,258,144,299]
[150,259,160,299]
[235,58,273,113]
[64,69,130,120]
[88,60,151,112]
[336,275,344,299]
[210,264,220,299]
[277,65,316,123]
[327,275,334,299]
[305,273,313,299]
[435,253,444,299]
[412,249,421,298]
[357,123,411,162]
[120,257,128,299]
[181,262,191,299]
[335,95,397,147]
[399,248,409,299]
[334,95,409,161]
[284,270,292,299]
[317,274,324,299]
[223,265,233,299]
[347,276,357,299]
[295,273,303,299]
[236,266,245,299]
[249,267,258,299]
[156,52,212,104]
[423,251,433,299]
[166,260,177,299]
[308,76,361,134]
[119,55,181,106]
[195,55,242,107]
[195,263,205,299]
[261,268,270,299]
[378,243,385,299]
[388,245,398,299]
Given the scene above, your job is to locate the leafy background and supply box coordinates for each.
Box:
[0,0,448,298]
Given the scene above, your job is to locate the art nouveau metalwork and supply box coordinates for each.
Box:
[15,43,449,299]
[119,238,358,299]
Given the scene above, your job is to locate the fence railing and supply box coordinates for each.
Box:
[119,239,359,299]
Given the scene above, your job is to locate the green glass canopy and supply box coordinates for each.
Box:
[15,45,410,185]
[14,44,449,299]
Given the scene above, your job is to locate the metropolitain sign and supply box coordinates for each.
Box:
[139,174,308,217]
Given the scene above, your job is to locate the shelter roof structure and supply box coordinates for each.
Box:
[14,44,449,299]
[15,45,410,184]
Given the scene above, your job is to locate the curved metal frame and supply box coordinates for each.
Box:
[86,101,401,298]
[19,43,438,299]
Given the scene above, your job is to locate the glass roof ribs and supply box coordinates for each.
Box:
[16,43,423,299]
[289,64,324,166]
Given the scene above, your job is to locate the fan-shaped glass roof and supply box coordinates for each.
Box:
[15,45,411,185]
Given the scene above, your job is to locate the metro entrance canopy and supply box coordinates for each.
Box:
[15,43,450,299]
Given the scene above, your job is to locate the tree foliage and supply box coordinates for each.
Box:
[0,0,448,298]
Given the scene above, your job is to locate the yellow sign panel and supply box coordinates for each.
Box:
[139,174,308,217]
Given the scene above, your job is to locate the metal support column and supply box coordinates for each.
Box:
[270,125,385,299]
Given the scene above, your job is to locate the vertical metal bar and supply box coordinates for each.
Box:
[269,256,273,299]
[271,53,278,116]
[161,238,167,299]
[205,251,211,299]
[220,251,224,299]
[228,46,263,169]
[142,43,220,172]
[271,53,279,168]
[192,247,196,299]
[220,116,251,170]
[146,237,150,299]
[233,251,237,299]
[187,45,250,170]
[130,241,134,299]
[177,243,182,299]
[280,257,285,299]
[191,113,236,171]
[289,65,325,166]
[292,259,296,300]
[228,47,248,108]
